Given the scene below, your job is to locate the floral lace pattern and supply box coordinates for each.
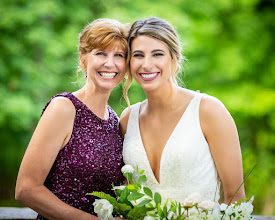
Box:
[123,94,220,204]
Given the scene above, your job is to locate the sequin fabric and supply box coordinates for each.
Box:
[37,92,124,220]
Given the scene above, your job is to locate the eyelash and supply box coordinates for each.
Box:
[96,52,124,58]
[132,53,164,57]
[115,54,124,58]
[133,54,143,57]
[153,53,164,57]
[96,52,105,56]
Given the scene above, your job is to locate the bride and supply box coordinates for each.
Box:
[120,17,245,204]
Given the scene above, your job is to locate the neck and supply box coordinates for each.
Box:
[144,81,179,112]
[76,83,111,119]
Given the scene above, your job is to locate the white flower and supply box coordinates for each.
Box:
[219,203,228,211]
[198,200,215,210]
[188,207,199,216]
[121,164,134,174]
[93,199,114,220]
[182,192,201,207]
[211,202,221,217]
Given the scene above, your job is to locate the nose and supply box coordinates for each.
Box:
[142,56,152,71]
[104,55,115,68]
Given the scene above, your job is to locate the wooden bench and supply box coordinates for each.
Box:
[0,207,274,219]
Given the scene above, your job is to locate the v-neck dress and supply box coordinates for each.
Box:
[37,92,124,219]
[123,93,220,203]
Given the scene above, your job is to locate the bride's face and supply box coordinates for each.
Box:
[130,35,173,92]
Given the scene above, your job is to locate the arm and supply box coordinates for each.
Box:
[15,97,98,220]
[200,96,245,204]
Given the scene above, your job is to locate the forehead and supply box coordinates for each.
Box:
[95,44,125,52]
[95,39,127,53]
[131,35,169,52]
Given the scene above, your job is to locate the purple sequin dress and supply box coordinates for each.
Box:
[36,92,124,220]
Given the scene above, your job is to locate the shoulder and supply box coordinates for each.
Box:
[200,95,228,116]
[42,96,76,120]
[119,107,131,138]
[199,95,236,136]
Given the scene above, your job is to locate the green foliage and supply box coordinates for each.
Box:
[1,0,274,215]
[87,191,118,208]
[0,0,105,205]
[92,166,156,219]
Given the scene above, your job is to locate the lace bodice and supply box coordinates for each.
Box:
[123,93,220,203]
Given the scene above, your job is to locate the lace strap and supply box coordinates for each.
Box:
[186,93,206,116]
[125,102,141,134]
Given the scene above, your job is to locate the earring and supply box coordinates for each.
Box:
[123,78,126,82]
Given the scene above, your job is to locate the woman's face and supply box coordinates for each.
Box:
[130,35,173,92]
[84,45,126,92]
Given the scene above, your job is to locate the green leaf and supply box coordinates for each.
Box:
[118,187,131,204]
[162,202,168,217]
[140,170,145,174]
[136,183,142,189]
[114,189,122,197]
[127,184,136,190]
[178,202,181,215]
[118,203,132,212]
[157,203,163,217]
[143,187,153,198]
[137,175,147,184]
[127,192,144,201]
[87,191,120,210]
[137,199,152,207]
[127,206,152,220]
[234,197,249,206]
[154,192,162,205]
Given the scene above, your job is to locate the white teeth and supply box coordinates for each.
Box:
[99,72,116,78]
[141,73,158,78]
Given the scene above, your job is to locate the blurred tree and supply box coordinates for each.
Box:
[0,0,105,206]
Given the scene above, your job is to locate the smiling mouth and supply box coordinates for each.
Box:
[98,72,117,79]
[140,72,159,81]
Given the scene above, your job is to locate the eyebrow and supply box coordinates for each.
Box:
[132,49,166,54]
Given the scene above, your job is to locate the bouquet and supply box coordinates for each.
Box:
[87,165,254,220]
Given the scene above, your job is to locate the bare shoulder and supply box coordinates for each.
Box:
[200,95,237,138]
[200,95,230,119]
[40,96,76,131]
[45,97,76,116]
[119,107,131,138]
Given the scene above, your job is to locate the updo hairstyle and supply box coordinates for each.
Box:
[124,17,183,105]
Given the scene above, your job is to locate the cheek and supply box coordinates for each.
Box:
[130,60,139,72]
[118,60,126,73]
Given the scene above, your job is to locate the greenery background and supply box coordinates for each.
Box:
[0,0,274,215]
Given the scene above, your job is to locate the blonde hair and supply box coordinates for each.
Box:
[77,18,130,78]
[124,17,184,106]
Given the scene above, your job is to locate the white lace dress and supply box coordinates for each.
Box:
[123,93,220,203]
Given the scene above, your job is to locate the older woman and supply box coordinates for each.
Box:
[16,18,129,220]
